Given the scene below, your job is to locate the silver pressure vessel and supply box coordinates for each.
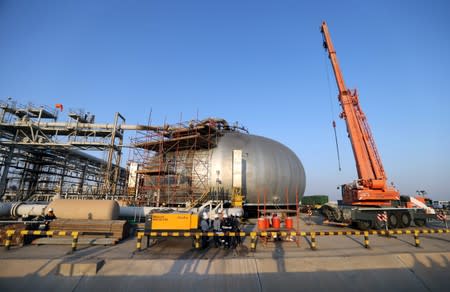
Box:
[206,132,305,205]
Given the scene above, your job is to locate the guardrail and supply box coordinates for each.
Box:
[135,229,450,251]
[3,228,448,252]
[3,230,113,252]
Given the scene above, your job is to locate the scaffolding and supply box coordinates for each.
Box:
[129,118,232,207]
[0,99,127,201]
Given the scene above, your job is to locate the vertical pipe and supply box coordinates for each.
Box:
[105,112,119,196]
[296,188,299,231]
[59,157,67,196]
[257,188,260,218]
[77,163,87,196]
[0,143,16,199]
[112,114,125,196]
[263,188,267,216]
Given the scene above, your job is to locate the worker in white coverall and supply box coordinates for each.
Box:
[213,214,222,247]
[200,213,210,249]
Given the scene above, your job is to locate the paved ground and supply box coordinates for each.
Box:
[0,215,449,292]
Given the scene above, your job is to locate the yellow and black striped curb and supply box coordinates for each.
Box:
[135,229,449,251]
[21,230,79,236]
[3,230,80,251]
[136,229,449,238]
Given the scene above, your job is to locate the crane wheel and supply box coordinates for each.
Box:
[399,212,411,228]
[388,213,399,228]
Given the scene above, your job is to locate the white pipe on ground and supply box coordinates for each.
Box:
[0,202,243,219]
[15,203,47,217]
[0,202,163,218]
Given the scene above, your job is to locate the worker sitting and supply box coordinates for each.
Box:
[44,208,57,221]
[39,208,56,230]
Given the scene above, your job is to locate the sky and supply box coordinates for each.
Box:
[0,0,449,200]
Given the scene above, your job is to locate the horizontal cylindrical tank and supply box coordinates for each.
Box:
[47,199,119,220]
[206,132,306,205]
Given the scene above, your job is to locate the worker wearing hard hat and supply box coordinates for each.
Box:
[213,214,222,248]
[40,208,56,230]
[200,213,210,249]
[44,208,56,221]
[221,213,234,249]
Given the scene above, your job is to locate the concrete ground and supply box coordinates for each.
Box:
[0,215,449,292]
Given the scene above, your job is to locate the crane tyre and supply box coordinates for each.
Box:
[399,212,411,228]
[388,213,399,228]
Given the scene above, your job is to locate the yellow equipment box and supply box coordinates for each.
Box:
[150,213,199,231]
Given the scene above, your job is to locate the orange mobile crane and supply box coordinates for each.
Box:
[320,22,435,229]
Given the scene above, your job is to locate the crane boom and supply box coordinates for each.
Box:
[320,22,399,206]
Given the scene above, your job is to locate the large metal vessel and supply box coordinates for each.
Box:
[135,120,306,207]
[203,131,305,205]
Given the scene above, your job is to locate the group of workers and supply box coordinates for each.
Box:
[200,212,241,249]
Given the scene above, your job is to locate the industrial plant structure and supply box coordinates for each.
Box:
[0,99,127,202]
[0,99,306,210]
[129,118,306,207]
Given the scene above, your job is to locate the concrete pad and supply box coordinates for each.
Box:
[1,253,449,291]
[0,223,449,291]
[396,253,450,291]
[58,259,105,276]
[0,259,62,277]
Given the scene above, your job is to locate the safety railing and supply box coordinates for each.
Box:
[135,228,450,251]
[3,230,113,252]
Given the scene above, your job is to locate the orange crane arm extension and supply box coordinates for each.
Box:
[320,21,387,190]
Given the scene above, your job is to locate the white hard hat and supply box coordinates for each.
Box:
[202,213,209,220]
[223,213,228,218]
[214,214,219,219]
[48,208,53,212]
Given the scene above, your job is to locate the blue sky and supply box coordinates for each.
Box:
[0,0,449,200]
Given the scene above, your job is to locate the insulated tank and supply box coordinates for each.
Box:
[205,131,306,205]
[46,199,120,220]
